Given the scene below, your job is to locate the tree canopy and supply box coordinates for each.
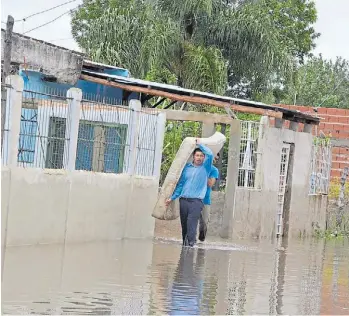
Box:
[281,56,349,108]
[72,0,318,98]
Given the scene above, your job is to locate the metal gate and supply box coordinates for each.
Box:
[276,143,291,236]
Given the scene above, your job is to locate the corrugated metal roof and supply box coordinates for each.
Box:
[83,60,128,72]
[82,70,269,107]
[81,70,320,124]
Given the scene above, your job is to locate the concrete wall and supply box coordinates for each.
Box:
[1,166,158,246]
[154,123,328,240]
[1,29,84,84]
[208,125,328,239]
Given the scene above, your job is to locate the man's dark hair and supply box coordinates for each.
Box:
[216,152,220,157]
[193,148,204,155]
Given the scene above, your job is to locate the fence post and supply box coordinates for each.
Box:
[128,99,141,175]
[65,88,82,171]
[1,15,14,152]
[255,116,268,189]
[5,75,24,167]
[153,112,166,178]
[220,120,241,238]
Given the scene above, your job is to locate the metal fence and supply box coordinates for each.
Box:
[77,98,159,176]
[136,108,159,176]
[276,143,291,236]
[309,137,332,195]
[78,97,132,174]
[18,84,70,169]
[3,83,160,177]
[238,120,261,189]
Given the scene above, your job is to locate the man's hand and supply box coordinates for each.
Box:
[165,199,172,207]
[208,178,216,187]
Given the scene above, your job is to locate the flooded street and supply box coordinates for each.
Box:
[2,237,349,315]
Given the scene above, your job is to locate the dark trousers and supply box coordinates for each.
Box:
[179,198,204,246]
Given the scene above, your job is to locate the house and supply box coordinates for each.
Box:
[1,31,330,246]
[16,61,145,175]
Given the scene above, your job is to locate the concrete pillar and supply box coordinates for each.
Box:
[128,99,141,175]
[289,121,298,132]
[255,116,269,189]
[220,120,241,238]
[202,122,215,138]
[65,88,82,171]
[153,112,166,178]
[2,75,23,281]
[303,123,312,133]
[275,118,284,129]
[5,75,24,167]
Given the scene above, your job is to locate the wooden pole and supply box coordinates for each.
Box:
[1,15,14,151]
[80,74,283,119]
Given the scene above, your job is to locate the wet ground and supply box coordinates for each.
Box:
[1,237,349,315]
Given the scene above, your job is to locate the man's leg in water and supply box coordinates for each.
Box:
[199,205,210,241]
[179,198,189,245]
[186,199,204,246]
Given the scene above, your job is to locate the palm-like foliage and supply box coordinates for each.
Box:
[75,2,181,79]
[72,0,292,95]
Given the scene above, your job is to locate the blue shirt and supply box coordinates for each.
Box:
[171,144,213,200]
[203,166,219,205]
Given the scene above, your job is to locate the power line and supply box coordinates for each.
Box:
[47,37,74,42]
[15,0,78,22]
[23,8,78,35]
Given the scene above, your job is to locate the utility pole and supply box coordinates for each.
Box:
[1,15,14,152]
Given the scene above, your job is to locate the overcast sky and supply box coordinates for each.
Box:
[1,0,349,60]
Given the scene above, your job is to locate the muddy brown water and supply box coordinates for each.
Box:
[1,237,349,315]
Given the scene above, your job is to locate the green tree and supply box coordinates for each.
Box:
[262,0,319,63]
[225,0,319,99]
[281,56,349,108]
[71,0,292,96]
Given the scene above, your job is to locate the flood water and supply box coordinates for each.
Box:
[1,237,349,315]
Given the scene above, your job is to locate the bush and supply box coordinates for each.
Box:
[329,178,349,200]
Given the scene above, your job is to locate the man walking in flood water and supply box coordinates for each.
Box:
[166,140,213,247]
[198,153,220,242]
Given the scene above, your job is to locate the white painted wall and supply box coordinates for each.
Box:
[2,166,158,246]
[3,77,165,178]
[229,125,327,238]
[7,103,163,176]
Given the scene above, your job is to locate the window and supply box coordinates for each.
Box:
[18,109,38,163]
[75,121,127,174]
[309,137,332,195]
[45,117,67,169]
[238,121,260,188]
